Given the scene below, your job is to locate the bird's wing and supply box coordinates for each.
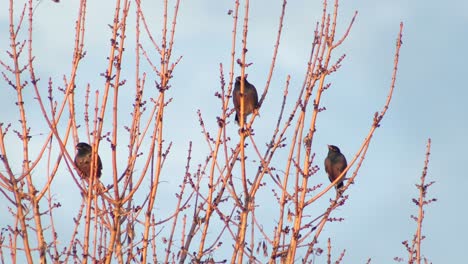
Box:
[252,84,259,108]
[97,156,103,178]
[233,88,240,110]
[324,158,332,174]
[333,155,347,178]
[338,155,347,172]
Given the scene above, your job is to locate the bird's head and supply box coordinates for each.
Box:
[327,144,341,153]
[76,142,92,153]
[235,74,249,84]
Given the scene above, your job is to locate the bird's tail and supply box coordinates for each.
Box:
[336,181,344,190]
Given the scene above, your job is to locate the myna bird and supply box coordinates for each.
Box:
[74,142,102,179]
[233,75,259,125]
[324,145,347,190]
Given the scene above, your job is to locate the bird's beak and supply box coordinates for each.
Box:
[327,144,331,149]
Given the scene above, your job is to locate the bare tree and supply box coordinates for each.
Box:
[0,0,412,263]
[394,138,436,264]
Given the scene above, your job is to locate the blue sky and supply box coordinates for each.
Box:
[1,0,467,262]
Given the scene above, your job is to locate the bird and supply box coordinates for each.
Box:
[324,145,347,190]
[233,75,259,125]
[74,142,102,179]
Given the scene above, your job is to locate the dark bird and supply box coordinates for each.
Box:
[74,142,102,179]
[324,145,347,190]
[233,75,259,125]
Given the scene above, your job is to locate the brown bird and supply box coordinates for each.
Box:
[74,142,102,179]
[233,75,259,125]
[324,145,347,190]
